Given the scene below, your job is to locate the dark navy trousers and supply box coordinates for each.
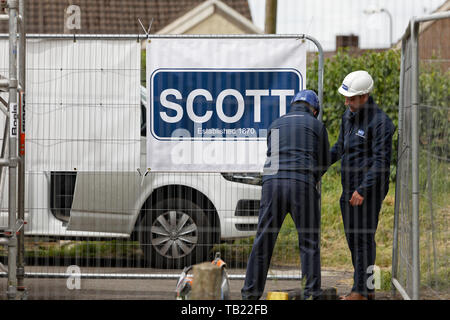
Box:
[340,192,383,297]
[242,178,321,300]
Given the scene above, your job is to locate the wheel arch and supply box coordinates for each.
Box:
[131,184,221,244]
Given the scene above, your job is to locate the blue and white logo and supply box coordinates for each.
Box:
[150,68,302,140]
[356,129,366,138]
[342,84,349,91]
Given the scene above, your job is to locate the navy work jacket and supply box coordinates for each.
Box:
[262,104,331,186]
[330,96,395,198]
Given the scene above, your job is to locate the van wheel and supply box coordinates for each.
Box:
[138,197,213,269]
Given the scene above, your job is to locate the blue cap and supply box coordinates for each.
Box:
[290,90,320,112]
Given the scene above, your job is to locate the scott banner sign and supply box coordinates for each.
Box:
[147,38,306,172]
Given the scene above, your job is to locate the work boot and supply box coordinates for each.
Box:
[339,292,368,300]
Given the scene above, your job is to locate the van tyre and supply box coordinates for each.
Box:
[138,197,213,269]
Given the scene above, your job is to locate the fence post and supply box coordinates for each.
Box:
[410,18,420,301]
[391,35,406,296]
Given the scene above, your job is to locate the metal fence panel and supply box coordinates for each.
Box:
[0,34,324,300]
[394,34,414,299]
[417,15,449,300]
[393,12,450,300]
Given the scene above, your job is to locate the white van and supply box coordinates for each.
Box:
[0,86,262,268]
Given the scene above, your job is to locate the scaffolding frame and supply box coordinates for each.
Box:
[0,0,26,300]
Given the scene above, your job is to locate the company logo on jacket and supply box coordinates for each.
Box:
[356,129,365,138]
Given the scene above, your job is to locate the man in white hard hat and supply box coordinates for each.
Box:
[330,70,394,300]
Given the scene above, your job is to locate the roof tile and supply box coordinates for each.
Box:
[0,0,252,34]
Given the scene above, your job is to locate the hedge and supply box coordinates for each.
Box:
[307,48,449,177]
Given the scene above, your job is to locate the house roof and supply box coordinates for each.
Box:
[394,0,450,49]
[157,0,262,34]
[0,0,253,34]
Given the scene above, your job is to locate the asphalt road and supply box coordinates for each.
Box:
[0,266,375,300]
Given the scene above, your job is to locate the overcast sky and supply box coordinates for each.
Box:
[247,0,447,51]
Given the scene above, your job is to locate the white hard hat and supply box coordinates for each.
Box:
[338,70,374,97]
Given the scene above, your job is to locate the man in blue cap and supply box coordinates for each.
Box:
[242,90,331,300]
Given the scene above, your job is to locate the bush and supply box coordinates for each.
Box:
[307,49,400,172]
[307,48,401,136]
[418,62,450,159]
[307,48,449,179]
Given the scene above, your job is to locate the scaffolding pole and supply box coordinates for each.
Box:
[0,0,25,300]
[7,0,19,300]
[16,0,26,293]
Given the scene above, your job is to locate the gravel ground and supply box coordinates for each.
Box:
[0,266,399,300]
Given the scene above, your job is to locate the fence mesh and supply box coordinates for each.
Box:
[0,9,446,301]
[1,35,317,299]
[395,30,415,299]
[395,15,449,300]
[417,17,449,299]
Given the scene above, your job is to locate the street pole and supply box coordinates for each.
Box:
[381,8,393,47]
[265,0,277,34]
[363,8,393,48]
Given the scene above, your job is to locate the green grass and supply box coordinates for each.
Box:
[0,239,142,259]
[215,165,397,270]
